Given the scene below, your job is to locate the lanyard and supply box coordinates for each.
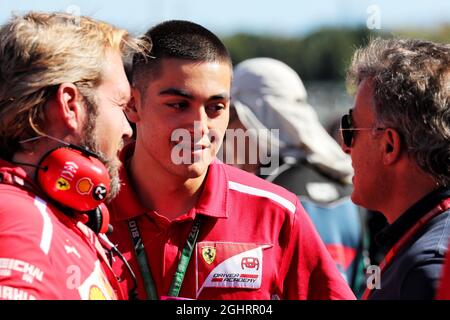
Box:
[128,215,202,299]
[127,219,158,300]
[362,198,450,300]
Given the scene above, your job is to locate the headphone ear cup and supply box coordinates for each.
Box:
[36,147,111,212]
[86,203,110,234]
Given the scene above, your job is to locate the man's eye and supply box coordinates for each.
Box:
[167,102,188,110]
[207,104,225,113]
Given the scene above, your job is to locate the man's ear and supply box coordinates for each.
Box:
[125,87,141,123]
[382,128,402,165]
[53,83,84,132]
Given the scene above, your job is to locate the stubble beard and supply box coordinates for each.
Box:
[80,99,122,202]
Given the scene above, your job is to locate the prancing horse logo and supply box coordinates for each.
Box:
[202,246,216,265]
[56,177,70,191]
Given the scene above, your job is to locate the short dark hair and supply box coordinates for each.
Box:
[132,20,231,90]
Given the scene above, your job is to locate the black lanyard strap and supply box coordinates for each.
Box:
[128,215,202,299]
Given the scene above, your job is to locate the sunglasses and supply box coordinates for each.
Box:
[340,109,385,148]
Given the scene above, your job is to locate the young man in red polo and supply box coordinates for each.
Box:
[108,20,355,300]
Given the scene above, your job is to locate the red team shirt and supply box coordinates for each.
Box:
[108,145,355,300]
[0,160,123,300]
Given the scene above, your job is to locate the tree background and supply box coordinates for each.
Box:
[221,25,450,127]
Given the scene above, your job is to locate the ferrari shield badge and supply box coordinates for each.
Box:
[201,246,216,265]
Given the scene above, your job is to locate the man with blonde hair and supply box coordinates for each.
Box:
[0,12,145,299]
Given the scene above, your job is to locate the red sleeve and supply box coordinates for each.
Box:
[0,193,60,300]
[280,198,356,300]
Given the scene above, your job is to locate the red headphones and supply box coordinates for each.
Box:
[36,146,111,234]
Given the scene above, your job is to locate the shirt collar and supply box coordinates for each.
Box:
[110,143,229,222]
[376,186,450,250]
[193,158,229,219]
[0,158,40,191]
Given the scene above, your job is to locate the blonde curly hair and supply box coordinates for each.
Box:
[0,11,148,159]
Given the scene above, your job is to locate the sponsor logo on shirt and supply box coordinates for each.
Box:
[89,285,107,300]
[196,242,271,297]
[77,261,116,300]
[201,246,216,264]
[0,285,36,300]
[64,244,81,259]
[0,258,43,284]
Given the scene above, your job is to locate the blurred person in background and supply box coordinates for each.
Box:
[224,57,369,297]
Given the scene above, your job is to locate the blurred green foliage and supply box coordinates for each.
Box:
[223,25,450,82]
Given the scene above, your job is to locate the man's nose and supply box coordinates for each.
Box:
[189,107,209,139]
[121,112,133,139]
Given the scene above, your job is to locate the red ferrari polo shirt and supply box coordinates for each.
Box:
[108,144,355,300]
[0,160,122,300]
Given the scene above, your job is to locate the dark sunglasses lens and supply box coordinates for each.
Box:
[341,114,353,147]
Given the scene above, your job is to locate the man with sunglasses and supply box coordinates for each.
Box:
[343,38,450,300]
